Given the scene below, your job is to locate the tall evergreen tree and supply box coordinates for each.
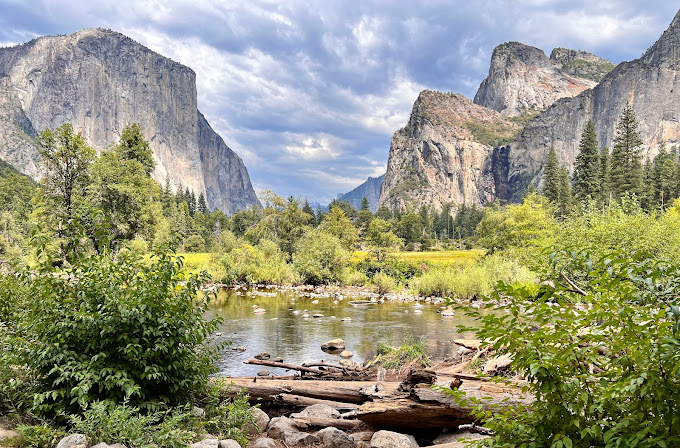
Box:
[302,199,315,224]
[641,158,655,210]
[197,192,208,214]
[187,189,196,216]
[360,196,370,211]
[557,167,573,216]
[600,147,612,204]
[653,142,678,208]
[573,120,601,202]
[610,105,644,199]
[542,147,561,204]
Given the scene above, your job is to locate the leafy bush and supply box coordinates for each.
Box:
[182,234,206,253]
[15,423,65,448]
[293,228,350,285]
[201,385,256,447]
[453,251,680,447]
[224,239,297,284]
[18,250,222,417]
[371,271,397,295]
[340,269,368,286]
[409,254,536,298]
[356,255,422,283]
[69,401,195,448]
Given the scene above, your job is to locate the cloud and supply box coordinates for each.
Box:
[0,0,678,203]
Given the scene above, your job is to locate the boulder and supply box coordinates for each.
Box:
[321,339,346,351]
[56,434,89,448]
[218,440,242,448]
[267,416,299,439]
[370,430,419,448]
[254,352,271,360]
[91,445,128,448]
[317,427,355,448]
[433,431,489,444]
[190,439,219,448]
[257,370,270,377]
[350,431,374,442]
[283,431,320,446]
[295,404,341,420]
[246,408,271,435]
[0,430,21,442]
[339,350,353,358]
[251,439,278,448]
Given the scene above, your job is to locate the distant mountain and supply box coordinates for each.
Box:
[0,28,258,214]
[338,174,384,212]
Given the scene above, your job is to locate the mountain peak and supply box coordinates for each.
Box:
[642,9,680,67]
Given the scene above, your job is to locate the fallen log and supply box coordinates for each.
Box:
[274,393,359,410]
[356,398,470,429]
[292,417,362,430]
[221,377,401,403]
[245,359,327,375]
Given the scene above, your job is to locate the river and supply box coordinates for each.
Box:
[204,286,480,377]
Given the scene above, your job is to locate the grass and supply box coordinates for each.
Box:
[374,336,431,370]
[352,249,485,266]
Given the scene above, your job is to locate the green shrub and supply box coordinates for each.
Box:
[69,401,195,448]
[15,423,65,448]
[356,255,422,282]
[182,234,206,253]
[293,228,350,285]
[19,250,222,417]
[340,269,368,286]
[201,385,256,447]
[371,271,397,295]
[224,240,297,284]
[450,251,680,447]
[126,238,149,256]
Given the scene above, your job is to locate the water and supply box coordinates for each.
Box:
[204,286,480,377]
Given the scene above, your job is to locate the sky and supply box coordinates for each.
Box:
[0,1,678,204]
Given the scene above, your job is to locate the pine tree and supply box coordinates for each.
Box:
[641,158,655,210]
[573,120,601,202]
[600,147,612,204]
[557,167,573,216]
[188,189,197,216]
[542,147,561,203]
[197,192,208,214]
[360,196,370,211]
[302,199,315,225]
[611,105,644,199]
[653,142,678,208]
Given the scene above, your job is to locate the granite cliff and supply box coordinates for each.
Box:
[381,10,680,210]
[506,9,680,200]
[474,42,613,117]
[378,91,521,210]
[0,28,258,214]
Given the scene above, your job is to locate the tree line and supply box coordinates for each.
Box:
[543,104,680,214]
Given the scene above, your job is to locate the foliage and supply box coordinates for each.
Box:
[375,336,431,369]
[574,120,601,201]
[19,249,222,417]
[453,251,680,448]
[319,206,359,250]
[339,268,368,286]
[542,147,560,204]
[201,384,256,447]
[224,240,297,284]
[0,158,36,226]
[475,193,557,260]
[365,218,403,262]
[182,234,207,253]
[611,104,644,199]
[14,423,65,448]
[371,271,398,295]
[293,228,350,285]
[69,401,195,448]
[409,253,536,299]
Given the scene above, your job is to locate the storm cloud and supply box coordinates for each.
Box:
[0,0,677,203]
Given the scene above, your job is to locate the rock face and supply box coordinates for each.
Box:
[0,28,258,214]
[474,41,613,117]
[378,91,521,210]
[505,9,680,200]
[338,174,384,212]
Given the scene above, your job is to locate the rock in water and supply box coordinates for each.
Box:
[321,339,346,351]
[254,352,271,360]
[0,28,258,214]
[339,350,353,358]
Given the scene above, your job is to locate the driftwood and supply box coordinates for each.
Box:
[245,359,327,375]
[220,369,533,429]
[293,417,362,430]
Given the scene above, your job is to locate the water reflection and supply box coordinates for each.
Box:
[204,286,480,377]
